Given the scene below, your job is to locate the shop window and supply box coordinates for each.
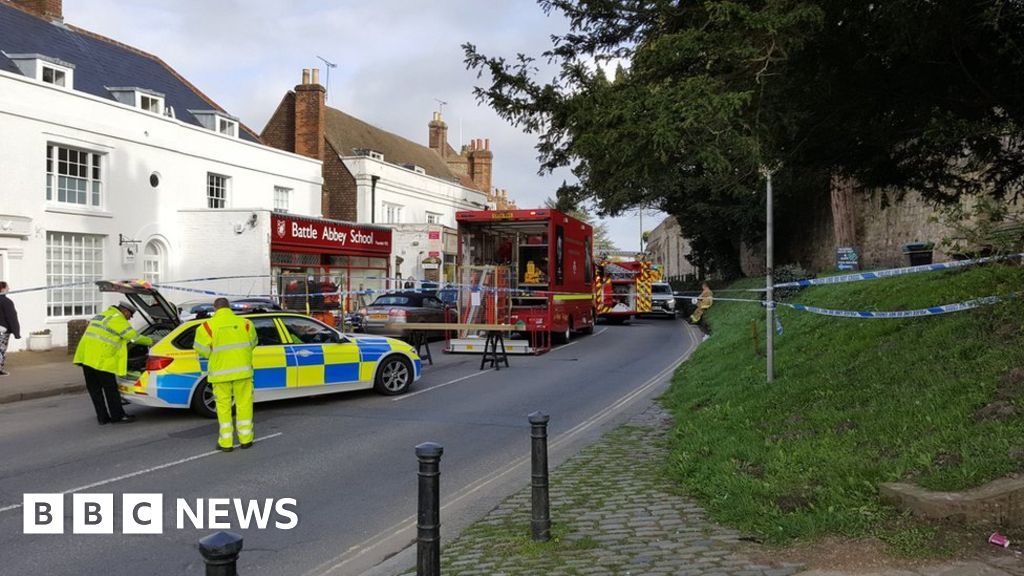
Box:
[46,232,103,317]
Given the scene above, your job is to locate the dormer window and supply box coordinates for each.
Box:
[139,94,163,114]
[106,87,165,115]
[190,110,240,138]
[217,117,238,137]
[41,64,66,86]
[4,53,75,89]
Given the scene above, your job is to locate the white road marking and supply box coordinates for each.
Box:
[551,340,579,352]
[0,432,284,514]
[313,334,697,576]
[393,369,494,402]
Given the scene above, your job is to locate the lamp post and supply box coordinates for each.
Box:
[760,165,777,384]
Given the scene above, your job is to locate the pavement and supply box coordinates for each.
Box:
[1,341,1021,576]
[420,403,1023,576]
[0,348,83,404]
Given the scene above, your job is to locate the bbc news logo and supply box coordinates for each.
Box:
[23,494,298,534]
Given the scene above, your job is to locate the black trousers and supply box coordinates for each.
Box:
[82,365,126,423]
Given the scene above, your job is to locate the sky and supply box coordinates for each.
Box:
[62,0,665,252]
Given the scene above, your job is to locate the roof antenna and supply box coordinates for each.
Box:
[316,55,338,101]
[434,98,448,116]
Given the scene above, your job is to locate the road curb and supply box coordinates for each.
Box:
[0,383,85,405]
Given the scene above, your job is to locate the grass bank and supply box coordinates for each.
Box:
[663,263,1024,554]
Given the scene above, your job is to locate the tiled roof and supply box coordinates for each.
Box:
[0,1,260,142]
[323,106,463,183]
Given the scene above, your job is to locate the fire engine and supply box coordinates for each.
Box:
[593,254,655,324]
[450,208,596,354]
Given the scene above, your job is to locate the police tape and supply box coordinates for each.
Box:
[781,294,1014,318]
[679,293,1017,319]
[772,253,1024,290]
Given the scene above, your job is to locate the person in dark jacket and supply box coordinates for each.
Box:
[0,281,21,376]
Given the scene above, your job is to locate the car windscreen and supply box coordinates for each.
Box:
[651,284,672,294]
[371,294,423,307]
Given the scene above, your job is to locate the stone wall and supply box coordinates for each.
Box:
[743,188,959,276]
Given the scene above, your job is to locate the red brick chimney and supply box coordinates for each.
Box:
[428,111,449,158]
[467,138,493,194]
[294,68,326,160]
[10,0,62,21]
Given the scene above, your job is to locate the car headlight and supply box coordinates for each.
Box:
[666,299,675,308]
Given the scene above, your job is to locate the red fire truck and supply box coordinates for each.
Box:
[450,208,596,353]
[594,255,654,324]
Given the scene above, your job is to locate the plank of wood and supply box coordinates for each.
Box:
[380,322,517,331]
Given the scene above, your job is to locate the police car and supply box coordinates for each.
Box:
[99,280,422,418]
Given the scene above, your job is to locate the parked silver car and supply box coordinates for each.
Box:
[644,282,678,318]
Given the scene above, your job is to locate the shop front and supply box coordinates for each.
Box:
[270,214,392,325]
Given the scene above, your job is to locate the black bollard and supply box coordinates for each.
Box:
[198,531,243,576]
[529,411,551,541]
[416,441,444,576]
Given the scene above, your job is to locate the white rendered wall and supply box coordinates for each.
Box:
[0,70,323,349]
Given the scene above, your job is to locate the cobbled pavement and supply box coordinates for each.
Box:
[432,402,804,576]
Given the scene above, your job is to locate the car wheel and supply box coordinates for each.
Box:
[375,355,413,395]
[190,378,217,419]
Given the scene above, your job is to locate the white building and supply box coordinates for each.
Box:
[0,1,322,350]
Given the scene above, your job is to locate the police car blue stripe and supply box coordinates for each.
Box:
[325,363,359,383]
[255,367,287,389]
[355,338,392,363]
[157,388,190,406]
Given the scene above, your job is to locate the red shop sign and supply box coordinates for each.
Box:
[271,214,391,254]
[428,230,441,240]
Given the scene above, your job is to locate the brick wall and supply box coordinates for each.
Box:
[10,0,61,20]
[322,141,357,221]
[260,92,295,152]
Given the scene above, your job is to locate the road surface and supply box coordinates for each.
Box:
[0,318,699,576]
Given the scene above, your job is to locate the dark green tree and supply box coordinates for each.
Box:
[465,1,1024,275]
[543,196,618,251]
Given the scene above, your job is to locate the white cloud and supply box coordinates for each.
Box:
[63,0,665,251]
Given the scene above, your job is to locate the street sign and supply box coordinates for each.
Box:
[836,246,859,271]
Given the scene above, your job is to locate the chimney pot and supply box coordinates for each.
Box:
[302,69,310,84]
[485,138,491,151]
[312,68,320,85]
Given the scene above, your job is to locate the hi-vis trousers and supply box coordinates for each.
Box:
[214,378,254,448]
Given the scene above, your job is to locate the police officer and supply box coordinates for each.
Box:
[193,297,258,452]
[73,301,153,424]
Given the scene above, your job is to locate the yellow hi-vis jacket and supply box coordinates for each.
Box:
[73,306,154,376]
[192,308,258,383]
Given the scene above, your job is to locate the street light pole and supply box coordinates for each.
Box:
[764,168,775,384]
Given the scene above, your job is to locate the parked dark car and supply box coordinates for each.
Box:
[437,285,458,307]
[360,291,453,340]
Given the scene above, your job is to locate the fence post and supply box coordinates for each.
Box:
[416,441,444,576]
[198,531,243,576]
[529,411,551,541]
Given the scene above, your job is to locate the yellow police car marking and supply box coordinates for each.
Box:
[293,365,325,387]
